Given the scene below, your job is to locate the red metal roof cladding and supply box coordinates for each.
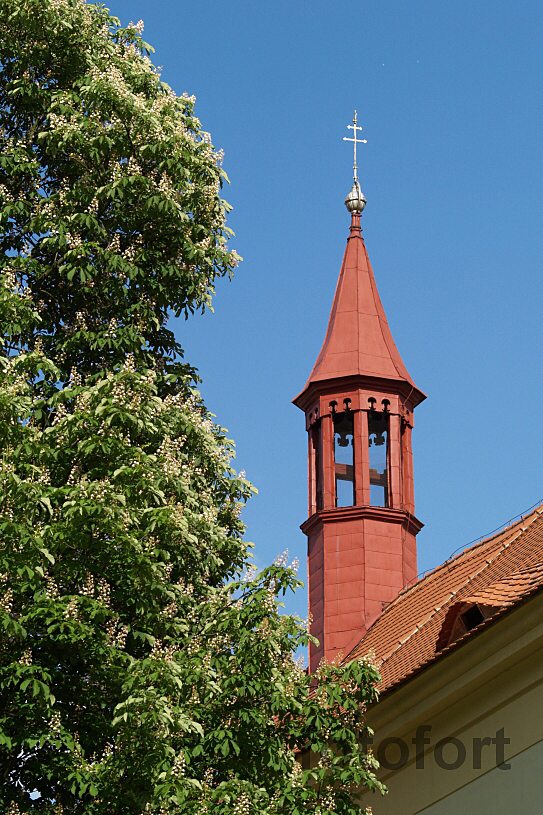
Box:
[346,505,543,692]
[299,214,424,405]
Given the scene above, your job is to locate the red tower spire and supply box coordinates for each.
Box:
[300,210,423,394]
[294,136,425,673]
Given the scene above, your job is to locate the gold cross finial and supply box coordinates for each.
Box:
[343,110,367,183]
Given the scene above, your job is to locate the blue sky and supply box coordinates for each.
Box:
[112,0,543,621]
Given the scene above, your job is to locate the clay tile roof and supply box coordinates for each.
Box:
[463,561,543,606]
[345,504,543,693]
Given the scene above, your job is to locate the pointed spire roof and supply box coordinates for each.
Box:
[294,210,425,407]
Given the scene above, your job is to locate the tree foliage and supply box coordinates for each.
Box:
[0,1,384,813]
[0,0,238,383]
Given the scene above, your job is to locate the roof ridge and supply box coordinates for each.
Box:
[439,505,543,566]
[362,510,543,668]
[377,505,543,617]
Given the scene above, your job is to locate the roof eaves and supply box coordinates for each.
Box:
[377,579,543,699]
[346,507,543,669]
[355,518,534,668]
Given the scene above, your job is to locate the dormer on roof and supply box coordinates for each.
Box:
[435,601,498,651]
[345,506,543,693]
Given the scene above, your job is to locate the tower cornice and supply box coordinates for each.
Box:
[301,505,424,537]
[293,373,425,414]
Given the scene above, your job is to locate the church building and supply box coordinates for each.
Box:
[295,116,543,814]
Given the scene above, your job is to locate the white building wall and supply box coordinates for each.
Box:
[417,739,543,815]
[357,593,543,815]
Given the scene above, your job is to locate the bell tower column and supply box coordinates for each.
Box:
[353,407,370,506]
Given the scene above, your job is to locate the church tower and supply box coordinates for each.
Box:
[294,114,425,672]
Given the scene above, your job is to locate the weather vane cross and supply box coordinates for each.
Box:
[343,110,367,183]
